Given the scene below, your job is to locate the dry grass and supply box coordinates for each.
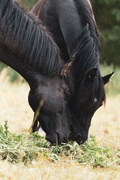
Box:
[0,71,120,180]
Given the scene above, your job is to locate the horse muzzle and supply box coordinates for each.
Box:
[46,131,69,144]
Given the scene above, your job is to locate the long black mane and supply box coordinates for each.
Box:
[0,0,63,76]
[66,0,101,80]
[70,0,103,103]
[72,24,99,80]
[74,0,101,44]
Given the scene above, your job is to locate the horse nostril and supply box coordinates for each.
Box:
[62,137,68,143]
[46,132,68,145]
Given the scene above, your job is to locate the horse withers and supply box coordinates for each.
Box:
[31,0,113,144]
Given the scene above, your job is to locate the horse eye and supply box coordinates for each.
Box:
[64,91,71,99]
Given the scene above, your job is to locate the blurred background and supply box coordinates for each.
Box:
[0,0,120,95]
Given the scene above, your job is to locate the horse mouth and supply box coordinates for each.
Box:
[75,134,86,144]
[69,126,87,144]
[46,132,68,145]
[69,133,86,144]
[56,132,68,144]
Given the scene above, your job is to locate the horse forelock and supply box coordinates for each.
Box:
[77,70,105,111]
[0,0,63,76]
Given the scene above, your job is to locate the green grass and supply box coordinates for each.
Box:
[0,121,119,168]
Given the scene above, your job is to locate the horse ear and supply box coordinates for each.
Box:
[60,61,73,77]
[85,68,98,81]
[102,72,114,85]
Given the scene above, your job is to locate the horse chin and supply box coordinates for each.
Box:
[75,134,88,145]
[69,125,88,145]
[45,133,57,144]
[69,133,88,145]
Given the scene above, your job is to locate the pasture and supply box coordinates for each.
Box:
[0,68,120,180]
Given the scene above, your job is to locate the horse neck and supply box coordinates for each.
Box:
[55,0,84,53]
[56,0,100,79]
[0,44,40,89]
[0,0,64,77]
[55,0,100,55]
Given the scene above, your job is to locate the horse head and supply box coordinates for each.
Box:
[67,24,113,144]
[0,0,74,144]
[69,68,113,144]
[28,73,73,144]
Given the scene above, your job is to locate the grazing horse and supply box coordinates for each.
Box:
[0,0,74,144]
[31,0,113,144]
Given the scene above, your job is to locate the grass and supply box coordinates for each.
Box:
[0,67,120,179]
[0,121,119,168]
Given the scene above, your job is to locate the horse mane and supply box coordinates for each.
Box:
[0,0,64,76]
[71,24,99,80]
[72,25,106,106]
[70,0,106,105]
[66,0,101,79]
[70,0,105,104]
[74,0,101,46]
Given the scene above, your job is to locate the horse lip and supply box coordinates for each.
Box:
[45,132,63,144]
[56,132,68,144]
[46,134,56,144]
[68,131,74,140]
[76,134,87,145]
[46,131,68,144]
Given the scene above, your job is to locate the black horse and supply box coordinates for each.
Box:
[31,0,113,144]
[0,0,74,144]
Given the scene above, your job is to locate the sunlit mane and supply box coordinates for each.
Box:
[74,0,101,44]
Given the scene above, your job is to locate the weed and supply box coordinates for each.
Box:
[0,122,119,167]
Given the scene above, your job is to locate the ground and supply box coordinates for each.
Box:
[0,71,119,180]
